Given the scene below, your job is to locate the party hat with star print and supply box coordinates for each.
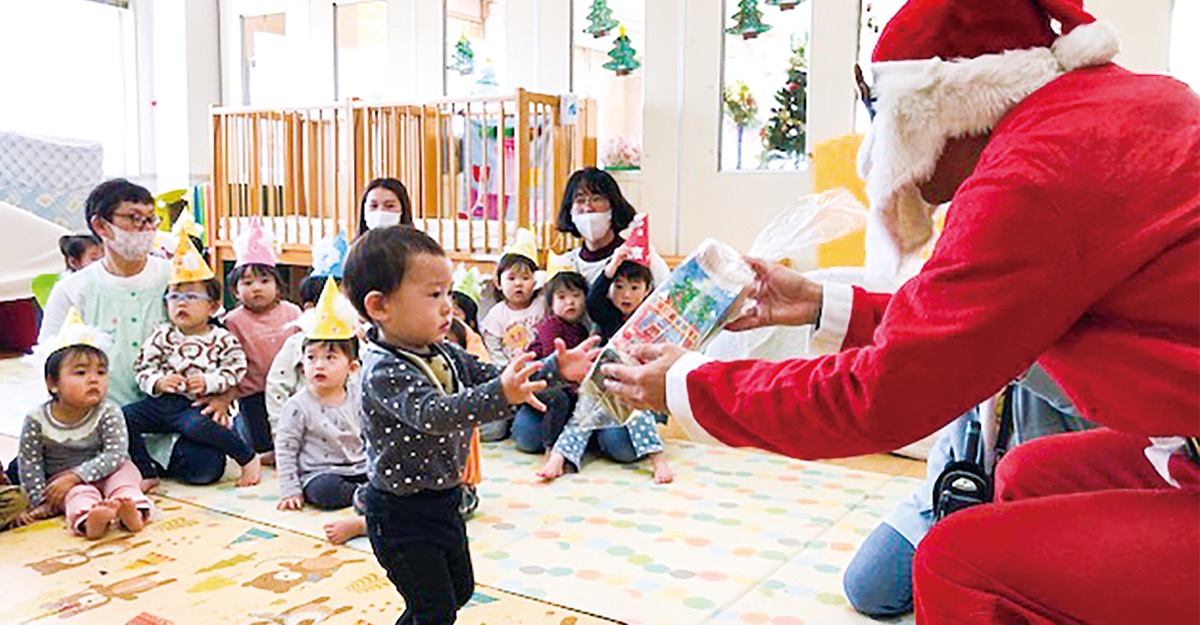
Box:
[312,230,348,279]
[500,228,539,266]
[543,251,576,281]
[169,233,215,285]
[308,277,358,340]
[623,214,651,267]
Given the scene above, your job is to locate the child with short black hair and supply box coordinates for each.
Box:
[343,225,598,625]
[58,234,103,273]
[125,237,260,487]
[223,220,302,461]
[513,270,590,456]
[540,248,673,483]
[18,343,154,539]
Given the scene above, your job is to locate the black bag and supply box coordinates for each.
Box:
[931,386,1015,522]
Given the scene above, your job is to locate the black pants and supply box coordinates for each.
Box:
[124,394,250,483]
[236,392,273,453]
[303,473,367,510]
[363,486,474,625]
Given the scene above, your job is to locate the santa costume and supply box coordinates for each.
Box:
[665,0,1200,623]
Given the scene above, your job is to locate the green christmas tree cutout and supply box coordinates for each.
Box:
[603,26,641,77]
[727,0,772,39]
[765,0,804,10]
[584,0,619,38]
[761,41,808,167]
[448,34,475,75]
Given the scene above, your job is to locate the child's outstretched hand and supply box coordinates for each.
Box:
[500,352,548,410]
[277,495,304,511]
[555,336,602,383]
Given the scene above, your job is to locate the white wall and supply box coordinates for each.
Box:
[204,0,1177,255]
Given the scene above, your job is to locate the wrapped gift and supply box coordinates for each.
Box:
[572,239,754,429]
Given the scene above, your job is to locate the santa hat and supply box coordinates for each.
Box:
[623,214,651,268]
[307,277,358,341]
[169,234,215,285]
[233,217,279,268]
[858,0,1119,283]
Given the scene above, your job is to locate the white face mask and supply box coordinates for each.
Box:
[572,211,612,242]
[104,223,157,260]
[364,211,401,230]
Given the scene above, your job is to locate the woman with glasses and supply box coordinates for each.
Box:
[554,167,670,289]
[37,179,233,486]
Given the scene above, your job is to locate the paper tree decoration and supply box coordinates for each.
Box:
[623,214,651,267]
[765,0,803,10]
[170,234,215,285]
[727,0,772,39]
[312,230,348,279]
[452,265,486,303]
[233,218,278,267]
[501,228,539,265]
[448,33,475,75]
[583,0,619,38]
[603,26,641,77]
[308,278,358,340]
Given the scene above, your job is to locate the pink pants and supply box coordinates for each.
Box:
[64,459,153,534]
[914,428,1200,625]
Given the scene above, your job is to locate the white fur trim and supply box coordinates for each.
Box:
[665,351,723,446]
[858,47,1064,281]
[1053,20,1120,71]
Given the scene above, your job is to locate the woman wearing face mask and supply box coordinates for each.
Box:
[356,178,413,235]
[36,179,231,485]
[554,168,670,288]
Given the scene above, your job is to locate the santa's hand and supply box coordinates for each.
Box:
[724,256,824,332]
[601,344,688,413]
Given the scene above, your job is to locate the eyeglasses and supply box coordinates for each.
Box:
[110,212,161,230]
[165,292,212,304]
[854,64,877,122]
[572,194,608,208]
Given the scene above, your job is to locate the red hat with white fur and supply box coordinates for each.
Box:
[857,0,1120,284]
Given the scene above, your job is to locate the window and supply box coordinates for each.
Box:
[241,12,288,106]
[1169,0,1200,91]
[720,0,811,171]
[572,0,645,170]
[445,0,506,97]
[854,0,904,134]
[0,0,137,176]
[335,1,389,101]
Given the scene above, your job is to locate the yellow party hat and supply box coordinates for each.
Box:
[38,307,113,357]
[543,251,575,282]
[169,233,215,285]
[308,277,358,340]
[501,228,539,266]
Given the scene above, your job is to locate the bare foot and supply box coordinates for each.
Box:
[84,500,120,540]
[236,455,262,487]
[259,451,276,467]
[536,451,567,482]
[650,453,675,484]
[324,517,366,545]
[115,498,145,532]
[140,478,160,495]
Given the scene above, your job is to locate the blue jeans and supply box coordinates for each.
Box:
[236,392,273,453]
[512,389,573,454]
[843,523,915,617]
[304,473,368,510]
[124,394,253,484]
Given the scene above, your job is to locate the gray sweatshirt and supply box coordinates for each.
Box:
[274,386,369,499]
[19,400,130,506]
[360,331,566,497]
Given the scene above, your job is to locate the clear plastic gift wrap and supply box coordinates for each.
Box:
[571,239,755,430]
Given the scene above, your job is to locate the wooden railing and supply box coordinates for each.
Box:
[209,90,597,271]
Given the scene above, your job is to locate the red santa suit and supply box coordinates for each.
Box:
[665,1,1200,623]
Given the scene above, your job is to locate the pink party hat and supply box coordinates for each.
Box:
[234,217,278,267]
[624,214,651,267]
